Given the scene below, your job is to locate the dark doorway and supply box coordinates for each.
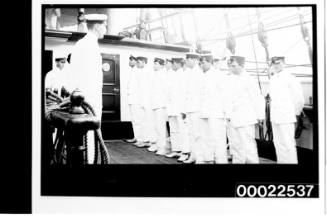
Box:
[43,50,53,81]
[101,53,121,121]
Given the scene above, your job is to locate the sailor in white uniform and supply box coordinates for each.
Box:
[226,56,265,164]
[181,53,203,163]
[126,55,142,144]
[165,58,188,158]
[268,56,305,164]
[69,14,107,164]
[45,53,72,97]
[198,54,229,164]
[149,57,169,155]
[136,56,157,148]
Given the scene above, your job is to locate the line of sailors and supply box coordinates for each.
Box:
[126,53,305,164]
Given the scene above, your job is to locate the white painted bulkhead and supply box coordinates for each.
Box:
[45,36,187,122]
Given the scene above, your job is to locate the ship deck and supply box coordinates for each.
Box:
[105,140,276,164]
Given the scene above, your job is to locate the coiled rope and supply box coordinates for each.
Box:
[46,90,110,164]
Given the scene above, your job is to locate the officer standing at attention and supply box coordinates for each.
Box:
[226,56,265,164]
[198,54,229,164]
[181,52,203,163]
[268,56,305,164]
[165,58,188,158]
[70,14,107,164]
[149,58,169,155]
[126,55,142,144]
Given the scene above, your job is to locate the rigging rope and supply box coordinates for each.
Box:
[202,8,311,41]
[281,38,303,55]
[202,20,312,42]
[247,9,262,93]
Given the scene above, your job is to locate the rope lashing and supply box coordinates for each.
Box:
[297,7,312,64]
[224,13,236,54]
[247,9,262,94]
[256,9,270,62]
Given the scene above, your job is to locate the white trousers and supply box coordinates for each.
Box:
[168,115,187,152]
[185,112,201,158]
[129,104,142,141]
[228,125,259,164]
[199,118,228,163]
[140,107,157,143]
[272,122,298,164]
[153,108,168,151]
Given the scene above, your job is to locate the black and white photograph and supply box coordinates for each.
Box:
[28,0,326,215]
[43,6,314,165]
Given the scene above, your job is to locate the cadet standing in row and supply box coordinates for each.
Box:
[268,56,305,164]
[149,58,169,155]
[136,56,157,148]
[165,58,188,158]
[127,55,142,144]
[226,56,265,164]
[198,54,229,164]
[181,53,203,163]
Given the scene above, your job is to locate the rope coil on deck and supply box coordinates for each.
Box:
[46,90,110,165]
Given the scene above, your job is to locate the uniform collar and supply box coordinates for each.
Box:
[86,31,99,42]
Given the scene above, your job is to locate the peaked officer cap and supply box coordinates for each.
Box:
[171,58,184,64]
[84,14,108,23]
[129,55,137,61]
[154,57,165,65]
[55,57,66,62]
[54,51,67,62]
[136,56,148,63]
[200,54,213,62]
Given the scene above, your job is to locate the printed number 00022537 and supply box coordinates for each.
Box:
[235,184,315,197]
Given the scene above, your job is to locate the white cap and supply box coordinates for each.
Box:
[84,14,107,22]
